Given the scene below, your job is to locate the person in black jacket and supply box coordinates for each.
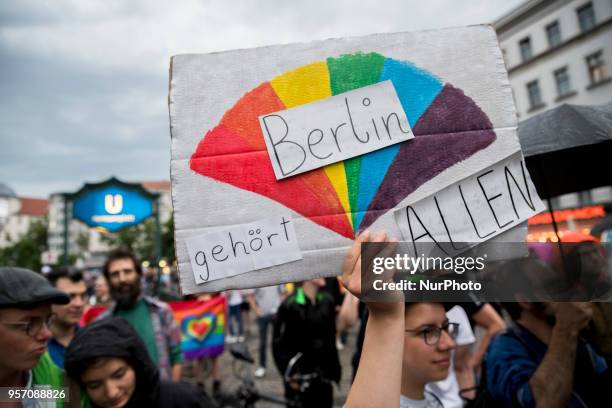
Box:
[272,278,341,408]
[65,317,213,408]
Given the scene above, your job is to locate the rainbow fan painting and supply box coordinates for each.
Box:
[189,52,496,239]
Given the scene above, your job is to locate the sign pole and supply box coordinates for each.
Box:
[62,193,70,266]
[155,197,162,264]
[155,197,162,295]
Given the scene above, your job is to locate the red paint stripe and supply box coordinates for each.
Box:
[219,82,282,150]
[191,125,353,238]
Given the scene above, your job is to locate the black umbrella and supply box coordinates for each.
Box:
[592,216,612,236]
[520,103,612,200]
[519,103,612,240]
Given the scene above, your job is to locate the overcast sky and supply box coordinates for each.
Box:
[0,0,525,198]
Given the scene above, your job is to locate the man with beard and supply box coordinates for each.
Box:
[487,258,608,407]
[46,268,87,369]
[98,248,183,382]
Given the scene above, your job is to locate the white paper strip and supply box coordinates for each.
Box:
[185,214,302,284]
[260,80,413,179]
[394,152,545,257]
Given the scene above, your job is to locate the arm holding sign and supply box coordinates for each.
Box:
[343,231,405,408]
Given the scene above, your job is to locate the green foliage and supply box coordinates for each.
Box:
[161,214,176,264]
[100,214,175,265]
[75,231,90,255]
[0,218,48,271]
[100,218,155,262]
[58,253,78,266]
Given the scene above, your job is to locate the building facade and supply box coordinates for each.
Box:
[495,0,612,120]
[494,0,611,240]
[0,195,48,248]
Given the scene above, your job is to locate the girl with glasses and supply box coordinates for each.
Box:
[342,231,459,408]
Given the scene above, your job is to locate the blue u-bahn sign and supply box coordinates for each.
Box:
[71,177,158,232]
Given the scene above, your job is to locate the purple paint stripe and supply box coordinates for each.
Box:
[359,84,496,231]
[183,344,225,361]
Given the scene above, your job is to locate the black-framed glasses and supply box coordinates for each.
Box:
[405,322,459,345]
[0,315,53,337]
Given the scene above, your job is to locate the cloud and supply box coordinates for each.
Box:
[0,0,524,197]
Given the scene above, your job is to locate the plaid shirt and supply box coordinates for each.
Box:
[98,296,183,380]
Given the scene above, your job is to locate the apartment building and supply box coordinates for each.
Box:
[494,0,611,223]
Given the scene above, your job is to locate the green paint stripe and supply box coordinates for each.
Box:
[344,156,361,227]
[327,52,386,94]
[326,52,385,230]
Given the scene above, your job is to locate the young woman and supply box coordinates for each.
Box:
[343,231,458,408]
[65,317,213,408]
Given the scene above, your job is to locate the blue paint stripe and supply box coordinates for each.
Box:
[355,59,443,231]
[181,333,224,351]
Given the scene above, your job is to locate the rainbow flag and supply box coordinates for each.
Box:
[170,297,226,360]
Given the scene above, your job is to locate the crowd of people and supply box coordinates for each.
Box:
[0,230,610,407]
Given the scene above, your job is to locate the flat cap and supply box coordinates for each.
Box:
[0,267,70,308]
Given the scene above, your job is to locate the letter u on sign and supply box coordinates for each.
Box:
[105,194,123,214]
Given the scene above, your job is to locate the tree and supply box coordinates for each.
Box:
[0,218,48,271]
[161,214,176,264]
[99,215,176,264]
[75,231,90,260]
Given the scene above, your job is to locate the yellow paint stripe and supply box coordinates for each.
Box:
[270,62,331,107]
[270,61,353,228]
[324,162,353,228]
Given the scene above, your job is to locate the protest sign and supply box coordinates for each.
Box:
[260,80,413,179]
[394,152,544,258]
[185,214,302,284]
[169,25,537,294]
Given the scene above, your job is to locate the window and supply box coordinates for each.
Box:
[579,190,592,206]
[519,37,532,61]
[554,67,572,97]
[546,21,561,48]
[527,80,543,109]
[577,2,596,32]
[586,51,607,84]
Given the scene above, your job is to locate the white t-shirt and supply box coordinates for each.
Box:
[400,391,444,408]
[425,305,476,408]
[227,290,243,306]
[254,285,283,316]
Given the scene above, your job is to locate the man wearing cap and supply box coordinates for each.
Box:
[0,266,69,407]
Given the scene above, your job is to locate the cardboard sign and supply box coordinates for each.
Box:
[185,214,301,284]
[260,80,413,179]
[394,152,545,257]
[169,25,534,294]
